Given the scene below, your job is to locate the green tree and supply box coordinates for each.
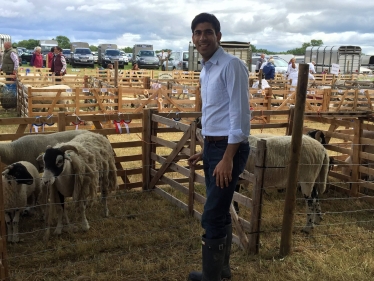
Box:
[311,39,323,46]
[55,35,71,49]
[123,47,133,53]
[14,39,39,50]
[89,45,98,51]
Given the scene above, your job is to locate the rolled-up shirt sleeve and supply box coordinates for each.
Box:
[60,56,67,73]
[224,59,250,144]
[10,52,19,71]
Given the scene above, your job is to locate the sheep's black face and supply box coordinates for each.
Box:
[43,148,65,177]
[7,163,34,185]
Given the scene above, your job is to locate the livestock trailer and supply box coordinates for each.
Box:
[188,41,252,71]
[0,34,11,51]
[361,55,374,70]
[304,45,362,74]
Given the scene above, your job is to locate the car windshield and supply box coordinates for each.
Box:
[273,58,288,67]
[63,50,70,55]
[106,50,120,56]
[139,51,155,57]
[75,49,91,55]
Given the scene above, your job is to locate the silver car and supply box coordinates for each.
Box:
[161,51,189,71]
[136,50,159,69]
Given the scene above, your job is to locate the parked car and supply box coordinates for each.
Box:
[20,49,33,64]
[161,50,189,71]
[119,51,129,65]
[136,50,159,69]
[102,49,125,69]
[62,49,71,63]
[251,56,288,74]
[125,53,132,63]
[92,51,98,63]
[71,48,95,68]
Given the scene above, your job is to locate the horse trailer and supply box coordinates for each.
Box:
[304,46,362,74]
[188,41,252,71]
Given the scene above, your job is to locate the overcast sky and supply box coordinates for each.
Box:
[1,0,374,54]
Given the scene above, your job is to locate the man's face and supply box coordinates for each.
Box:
[4,42,11,50]
[192,22,221,61]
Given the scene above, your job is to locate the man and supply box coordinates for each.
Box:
[0,42,19,81]
[187,13,250,281]
[51,46,67,81]
[263,58,276,80]
[255,53,266,73]
[308,61,316,74]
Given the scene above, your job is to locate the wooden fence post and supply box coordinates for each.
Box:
[248,139,266,255]
[350,118,362,196]
[142,108,152,190]
[286,107,295,136]
[114,61,118,88]
[188,121,197,216]
[279,64,309,257]
[0,159,10,281]
[58,112,66,132]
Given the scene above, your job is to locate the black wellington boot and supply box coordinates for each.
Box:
[188,235,227,281]
[221,224,232,279]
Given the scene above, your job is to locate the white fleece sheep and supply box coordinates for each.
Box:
[41,132,117,239]
[248,134,329,234]
[2,161,41,243]
[22,84,73,112]
[0,130,90,172]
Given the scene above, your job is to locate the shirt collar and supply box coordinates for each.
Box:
[201,46,223,66]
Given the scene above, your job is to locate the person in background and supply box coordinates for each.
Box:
[30,46,43,68]
[287,57,299,86]
[308,61,316,74]
[47,46,55,69]
[0,42,19,81]
[132,62,139,70]
[187,12,250,281]
[263,58,276,80]
[51,46,67,80]
[255,53,266,73]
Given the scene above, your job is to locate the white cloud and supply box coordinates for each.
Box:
[2,0,374,56]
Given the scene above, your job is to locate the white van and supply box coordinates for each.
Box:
[161,50,189,71]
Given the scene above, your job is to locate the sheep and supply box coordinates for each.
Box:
[2,161,41,243]
[41,132,117,239]
[0,130,90,172]
[247,134,329,234]
[22,84,74,112]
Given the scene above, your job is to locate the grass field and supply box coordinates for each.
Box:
[0,88,373,280]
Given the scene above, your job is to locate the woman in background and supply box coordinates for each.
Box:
[30,46,43,68]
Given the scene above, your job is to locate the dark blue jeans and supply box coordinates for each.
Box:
[202,139,250,239]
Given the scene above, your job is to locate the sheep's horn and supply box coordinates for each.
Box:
[60,145,79,155]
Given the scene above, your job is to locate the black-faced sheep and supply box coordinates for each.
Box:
[247,134,329,234]
[2,161,41,243]
[41,132,117,239]
[0,130,90,172]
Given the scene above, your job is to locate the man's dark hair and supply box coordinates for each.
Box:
[55,46,62,52]
[191,13,220,34]
[50,47,55,52]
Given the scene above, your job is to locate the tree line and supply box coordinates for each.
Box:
[12,35,134,53]
[12,35,324,56]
